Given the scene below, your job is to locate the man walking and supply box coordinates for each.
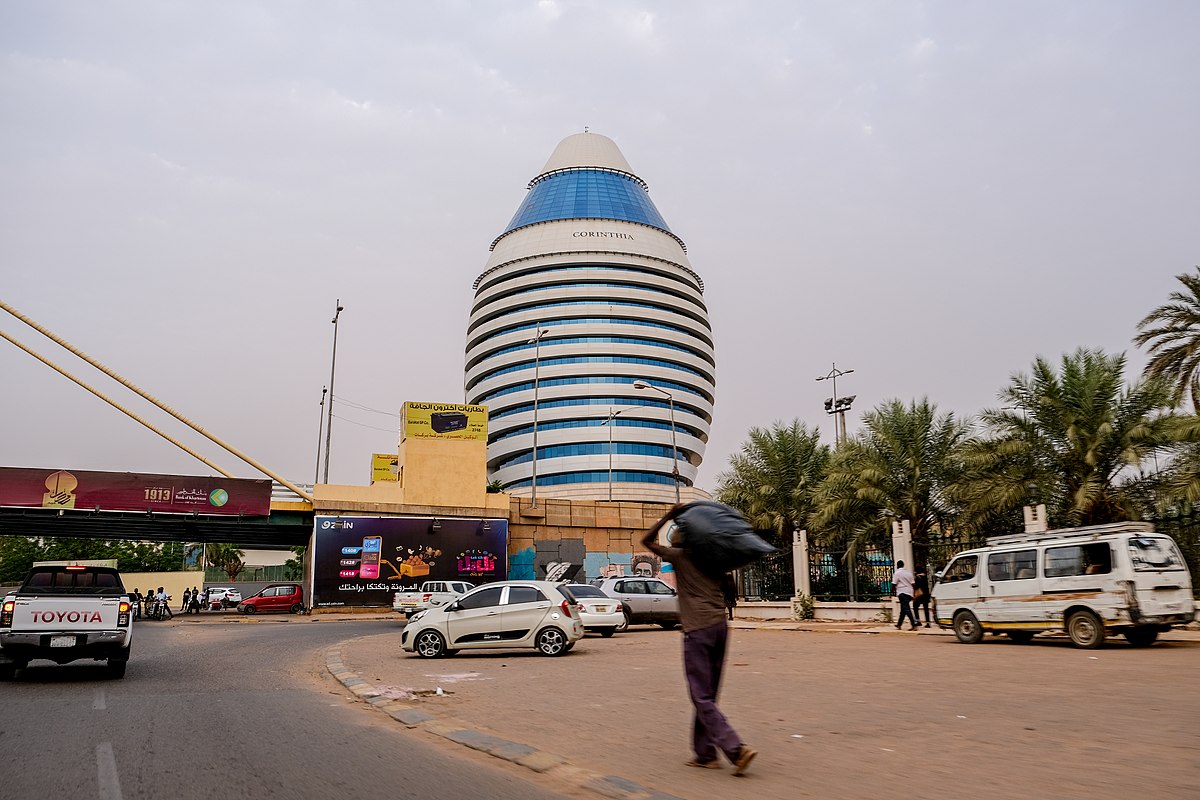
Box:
[892,560,918,631]
[642,506,757,776]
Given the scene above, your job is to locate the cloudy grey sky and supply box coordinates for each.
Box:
[2,1,1198,491]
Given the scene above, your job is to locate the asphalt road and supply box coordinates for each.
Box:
[0,619,570,800]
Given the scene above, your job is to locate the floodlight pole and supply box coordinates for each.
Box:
[601,407,628,502]
[527,325,548,507]
[323,300,344,484]
[817,362,854,446]
[314,386,327,485]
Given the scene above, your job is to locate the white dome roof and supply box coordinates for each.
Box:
[540,132,633,175]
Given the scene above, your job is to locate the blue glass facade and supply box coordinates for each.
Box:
[505,170,672,234]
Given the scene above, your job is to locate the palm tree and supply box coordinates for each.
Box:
[715,420,830,546]
[1134,267,1200,412]
[812,399,971,555]
[957,348,1178,530]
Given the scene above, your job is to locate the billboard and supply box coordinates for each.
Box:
[401,402,487,441]
[371,453,398,482]
[0,467,272,516]
[311,515,508,607]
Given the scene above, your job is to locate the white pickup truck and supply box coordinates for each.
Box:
[0,564,134,679]
[393,580,475,618]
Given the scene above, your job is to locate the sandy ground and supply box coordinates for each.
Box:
[337,624,1200,800]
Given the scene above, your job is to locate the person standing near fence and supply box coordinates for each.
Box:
[912,566,931,628]
[892,560,918,631]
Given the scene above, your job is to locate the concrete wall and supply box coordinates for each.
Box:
[507,497,674,584]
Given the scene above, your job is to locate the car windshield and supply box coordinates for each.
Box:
[556,586,578,604]
[567,585,606,598]
[1128,537,1185,571]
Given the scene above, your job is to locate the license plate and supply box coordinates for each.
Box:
[400,601,417,607]
[50,635,76,648]
[594,606,608,613]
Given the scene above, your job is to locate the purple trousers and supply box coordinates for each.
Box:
[683,621,743,762]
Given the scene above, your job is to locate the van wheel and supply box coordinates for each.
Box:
[1067,610,1105,649]
[953,610,983,644]
[242,605,256,614]
[1007,631,1034,644]
[289,604,302,614]
[1123,627,1159,647]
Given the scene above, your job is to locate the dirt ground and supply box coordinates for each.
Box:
[340,625,1200,800]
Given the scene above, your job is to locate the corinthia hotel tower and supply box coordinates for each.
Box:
[464,132,715,502]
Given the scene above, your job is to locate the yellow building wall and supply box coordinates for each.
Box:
[398,437,489,508]
[119,570,205,600]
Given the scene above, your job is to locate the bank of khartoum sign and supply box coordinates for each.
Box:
[0,467,272,516]
[401,402,487,441]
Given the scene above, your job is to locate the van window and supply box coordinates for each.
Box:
[1045,543,1112,577]
[988,549,1037,581]
[1128,537,1186,571]
[941,556,977,583]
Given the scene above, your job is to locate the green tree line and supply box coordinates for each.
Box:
[717,268,1200,592]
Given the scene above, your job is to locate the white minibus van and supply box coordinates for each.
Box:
[932,522,1194,649]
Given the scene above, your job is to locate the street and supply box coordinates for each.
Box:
[339,622,1200,800]
[0,618,568,800]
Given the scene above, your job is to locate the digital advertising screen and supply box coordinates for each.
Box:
[310,515,508,607]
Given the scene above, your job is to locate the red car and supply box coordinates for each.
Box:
[237,584,305,614]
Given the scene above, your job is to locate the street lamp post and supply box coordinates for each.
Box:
[314,386,327,485]
[633,380,680,504]
[600,407,628,502]
[322,300,344,484]
[816,362,855,446]
[526,324,548,507]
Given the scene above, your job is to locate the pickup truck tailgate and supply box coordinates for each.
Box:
[9,596,124,630]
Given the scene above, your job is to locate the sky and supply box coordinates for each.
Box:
[2,1,1198,492]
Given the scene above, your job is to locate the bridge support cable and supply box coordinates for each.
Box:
[0,300,314,502]
[0,327,234,478]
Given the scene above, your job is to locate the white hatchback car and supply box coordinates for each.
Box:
[401,581,583,658]
[564,583,625,637]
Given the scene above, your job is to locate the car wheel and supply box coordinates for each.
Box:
[658,621,679,630]
[952,610,983,644]
[616,611,631,632]
[289,603,302,614]
[564,642,576,652]
[414,630,446,658]
[1067,610,1105,649]
[536,627,569,656]
[599,627,616,638]
[1123,627,1159,647]
[1007,631,1035,644]
[106,658,127,679]
[242,605,257,614]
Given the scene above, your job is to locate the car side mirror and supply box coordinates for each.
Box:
[447,601,462,612]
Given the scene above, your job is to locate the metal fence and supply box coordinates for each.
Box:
[808,543,893,601]
[738,548,795,601]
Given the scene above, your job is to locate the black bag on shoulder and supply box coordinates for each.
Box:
[673,501,776,576]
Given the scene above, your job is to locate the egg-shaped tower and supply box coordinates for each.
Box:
[465,132,715,502]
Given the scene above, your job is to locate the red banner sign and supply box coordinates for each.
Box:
[0,467,272,516]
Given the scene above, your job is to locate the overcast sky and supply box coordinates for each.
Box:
[2,1,1198,492]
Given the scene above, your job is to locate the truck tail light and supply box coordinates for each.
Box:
[422,594,433,602]
[118,601,131,626]
[1,600,13,627]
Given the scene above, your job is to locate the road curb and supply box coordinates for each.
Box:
[324,646,685,800]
